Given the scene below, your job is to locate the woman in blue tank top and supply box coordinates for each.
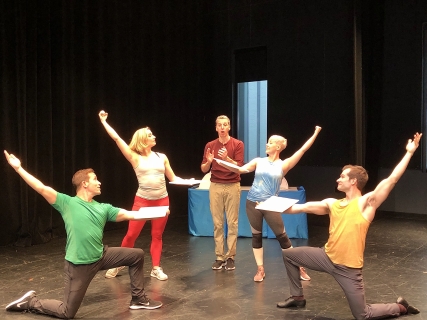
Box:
[216,126,321,282]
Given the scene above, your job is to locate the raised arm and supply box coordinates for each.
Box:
[282,126,322,175]
[4,150,57,204]
[98,110,139,168]
[362,132,422,220]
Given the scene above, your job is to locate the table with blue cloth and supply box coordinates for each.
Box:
[188,186,308,239]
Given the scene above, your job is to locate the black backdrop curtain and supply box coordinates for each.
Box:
[0,0,203,246]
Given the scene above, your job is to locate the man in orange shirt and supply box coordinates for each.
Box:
[279,133,422,319]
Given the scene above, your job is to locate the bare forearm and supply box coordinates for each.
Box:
[201,161,211,173]
[15,166,46,194]
[101,121,120,141]
[389,151,413,183]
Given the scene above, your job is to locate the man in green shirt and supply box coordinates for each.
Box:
[4,150,165,319]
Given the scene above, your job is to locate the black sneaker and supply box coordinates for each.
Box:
[129,295,162,310]
[5,290,36,312]
[211,260,225,270]
[225,258,235,270]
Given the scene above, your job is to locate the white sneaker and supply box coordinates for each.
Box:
[105,266,125,279]
[150,267,168,281]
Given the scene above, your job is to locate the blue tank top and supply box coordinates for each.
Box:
[247,157,284,202]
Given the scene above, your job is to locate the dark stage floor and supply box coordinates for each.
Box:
[1,212,426,320]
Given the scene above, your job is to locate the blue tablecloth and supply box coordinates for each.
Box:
[188,186,308,239]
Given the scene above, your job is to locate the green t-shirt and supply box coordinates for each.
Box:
[52,192,120,264]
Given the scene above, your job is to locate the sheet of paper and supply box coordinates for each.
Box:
[255,196,299,212]
[134,206,169,219]
[169,179,203,186]
[214,158,249,172]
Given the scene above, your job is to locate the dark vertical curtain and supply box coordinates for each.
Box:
[0,0,203,246]
[0,0,374,246]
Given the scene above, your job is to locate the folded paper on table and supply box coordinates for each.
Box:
[214,158,249,172]
[169,179,203,186]
[134,206,169,219]
[255,196,299,212]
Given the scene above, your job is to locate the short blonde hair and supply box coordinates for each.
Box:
[215,115,230,125]
[129,127,151,153]
[269,135,287,151]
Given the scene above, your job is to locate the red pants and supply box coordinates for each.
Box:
[121,195,169,267]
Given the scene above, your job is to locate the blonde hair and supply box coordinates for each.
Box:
[215,115,230,125]
[270,135,287,152]
[72,168,94,192]
[129,127,151,153]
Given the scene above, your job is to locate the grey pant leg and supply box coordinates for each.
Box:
[98,246,145,299]
[31,260,98,318]
[331,265,400,319]
[30,246,145,319]
[283,247,401,320]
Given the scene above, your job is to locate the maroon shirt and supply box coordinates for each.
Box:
[201,137,244,183]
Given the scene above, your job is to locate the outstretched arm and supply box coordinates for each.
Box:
[216,157,258,174]
[284,199,332,216]
[4,150,57,204]
[282,126,322,175]
[98,110,139,167]
[362,132,422,220]
[116,207,170,222]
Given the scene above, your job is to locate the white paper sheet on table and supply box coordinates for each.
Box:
[134,206,169,219]
[255,196,299,212]
[214,158,249,172]
[169,179,202,186]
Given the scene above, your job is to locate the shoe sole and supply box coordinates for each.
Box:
[5,290,36,311]
[129,303,163,310]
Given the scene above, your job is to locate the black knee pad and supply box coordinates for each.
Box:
[252,233,263,248]
[276,232,292,249]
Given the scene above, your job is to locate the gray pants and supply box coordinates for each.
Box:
[30,246,145,319]
[282,246,401,320]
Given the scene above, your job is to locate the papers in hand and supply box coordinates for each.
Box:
[214,158,249,172]
[134,206,169,220]
[169,178,202,186]
[255,196,299,213]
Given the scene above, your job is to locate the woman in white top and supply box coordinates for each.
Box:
[99,110,181,281]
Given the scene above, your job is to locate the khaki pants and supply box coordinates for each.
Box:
[209,182,240,261]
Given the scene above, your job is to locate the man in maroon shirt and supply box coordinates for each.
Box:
[201,115,244,270]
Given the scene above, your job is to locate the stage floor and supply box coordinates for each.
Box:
[1,212,426,320]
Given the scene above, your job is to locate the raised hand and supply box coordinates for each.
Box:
[407,132,422,154]
[98,110,109,122]
[4,150,21,170]
[205,147,214,163]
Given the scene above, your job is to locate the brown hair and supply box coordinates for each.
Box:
[342,165,368,190]
[129,127,151,154]
[72,168,94,192]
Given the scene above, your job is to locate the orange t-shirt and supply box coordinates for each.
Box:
[325,198,371,268]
